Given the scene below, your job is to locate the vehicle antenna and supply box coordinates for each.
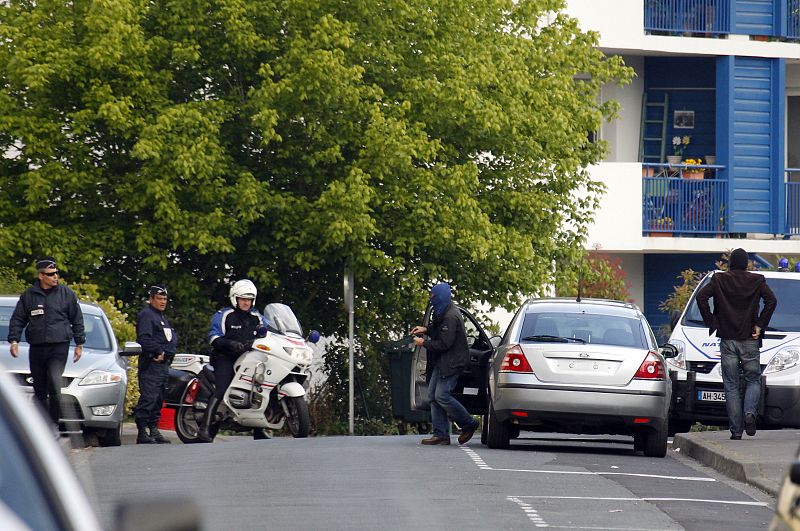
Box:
[576,255,583,303]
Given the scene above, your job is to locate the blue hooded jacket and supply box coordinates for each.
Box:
[430,283,451,317]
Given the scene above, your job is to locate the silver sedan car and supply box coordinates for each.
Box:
[0,296,138,446]
[487,298,677,457]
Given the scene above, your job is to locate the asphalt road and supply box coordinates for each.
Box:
[69,434,775,530]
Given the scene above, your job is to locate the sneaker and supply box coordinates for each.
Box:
[420,436,451,445]
[745,413,757,436]
[458,422,480,445]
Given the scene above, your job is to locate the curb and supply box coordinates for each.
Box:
[673,434,781,496]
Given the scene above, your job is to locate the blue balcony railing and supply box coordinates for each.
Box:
[789,0,800,39]
[644,0,731,36]
[642,164,727,235]
[787,170,800,235]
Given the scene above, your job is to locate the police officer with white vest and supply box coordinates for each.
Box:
[133,285,178,444]
[8,257,85,427]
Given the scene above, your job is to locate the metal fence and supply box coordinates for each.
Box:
[789,0,800,39]
[787,171,800,235]
[644,0,731,35]
[642,164,727,235]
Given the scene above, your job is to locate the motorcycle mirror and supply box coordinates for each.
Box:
[308,330,321,344]
[257,326,268,338]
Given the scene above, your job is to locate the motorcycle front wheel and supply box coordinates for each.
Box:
[284,396,310,438]
[175,405,218,444]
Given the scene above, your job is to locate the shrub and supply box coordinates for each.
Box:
[555,252,631,301]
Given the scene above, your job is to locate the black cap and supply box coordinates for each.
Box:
[35,257,57,271]
[148,284,168,297]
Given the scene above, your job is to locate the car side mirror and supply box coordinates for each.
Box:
[790,462,800,485]
[308,330,321,344]
[659,343,678,359]
[119,341,142,356]
[489,336,502,349]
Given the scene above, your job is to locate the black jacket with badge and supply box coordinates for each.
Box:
[424,302,469,379]
[136,304,178,370]
[8,282,85,345]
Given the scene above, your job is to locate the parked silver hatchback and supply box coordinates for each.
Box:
[0,295,139,446]
[487,298,677,457]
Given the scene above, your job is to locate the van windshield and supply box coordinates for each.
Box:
[682,276,800,332]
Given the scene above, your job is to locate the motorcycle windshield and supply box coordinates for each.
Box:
[264,303,303,337]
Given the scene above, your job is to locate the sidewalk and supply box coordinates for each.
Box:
[673,429,800,496]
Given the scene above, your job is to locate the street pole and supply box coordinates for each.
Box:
[344,266,355,436]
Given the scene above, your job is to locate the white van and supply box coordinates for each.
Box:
[666,270,800,434]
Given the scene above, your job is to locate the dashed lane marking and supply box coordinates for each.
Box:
[507,496,549,528]
[459,446,714,482]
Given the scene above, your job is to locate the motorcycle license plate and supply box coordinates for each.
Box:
[698,390,725,402]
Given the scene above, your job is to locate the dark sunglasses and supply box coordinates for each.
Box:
[41,271,59,277]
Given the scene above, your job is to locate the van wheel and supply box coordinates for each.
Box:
[486,402,510,449]
[643,419,668,458]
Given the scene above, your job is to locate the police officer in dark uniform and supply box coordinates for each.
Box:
[133,285,178,444]
[8,257,85,427]
[197,279,265,443]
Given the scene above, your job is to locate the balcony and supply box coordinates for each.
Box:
[787,169,800,235]
[644,0,731,36]
[642,164,727,236]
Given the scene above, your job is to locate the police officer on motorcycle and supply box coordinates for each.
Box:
[198,279,266,443]
[133,284,178,444]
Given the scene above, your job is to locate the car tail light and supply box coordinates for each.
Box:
[184,379,200,404]
[634,351,665,380]
[500,345,533,373]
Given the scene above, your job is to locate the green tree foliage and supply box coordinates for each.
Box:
[0,0,632,431]
[555,252,631,301]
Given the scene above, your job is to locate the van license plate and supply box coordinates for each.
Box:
[698,390,725,402]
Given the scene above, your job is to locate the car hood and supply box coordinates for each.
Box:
[671,326,800,364]
[0,344,123,379]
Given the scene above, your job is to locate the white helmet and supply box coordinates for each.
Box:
[229,279,257,307]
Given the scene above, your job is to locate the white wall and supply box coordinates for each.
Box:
[585,163,644,250]
[602,56,644,163]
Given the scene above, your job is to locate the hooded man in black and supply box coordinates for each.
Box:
[411,283,479,446]
[696,248,777,439]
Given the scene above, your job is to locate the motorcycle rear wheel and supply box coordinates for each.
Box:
[175,405,218,444]
[284,396,310,438]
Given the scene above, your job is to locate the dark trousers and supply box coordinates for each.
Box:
[134,360,169,429]
[211,354,235,400]
[29,342,69,425]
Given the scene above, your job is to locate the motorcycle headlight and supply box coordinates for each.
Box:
[284,347,312,363]
[666,340,687,370]
[764,347,800,374]
[80,371,123,386]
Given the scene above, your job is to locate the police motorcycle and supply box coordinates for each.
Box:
[174,303,320,443]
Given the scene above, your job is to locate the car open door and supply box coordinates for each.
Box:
[410,305,493,415]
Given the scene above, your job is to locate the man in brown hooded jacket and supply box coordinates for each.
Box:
[696,248,777,439]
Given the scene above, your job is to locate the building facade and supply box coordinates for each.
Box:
[565,0,800,333]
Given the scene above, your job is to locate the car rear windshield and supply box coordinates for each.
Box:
[682,276,800,333]
[0,306,112,351]
[519,312,649,348]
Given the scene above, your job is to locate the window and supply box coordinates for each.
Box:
[519,312,649,349]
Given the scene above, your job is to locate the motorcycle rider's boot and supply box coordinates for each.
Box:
[198,396,220,443]
[136,425,156,444]
[148,426,171,444]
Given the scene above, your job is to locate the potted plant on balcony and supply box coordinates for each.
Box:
[682,158,704,180]
[648,216,674,237]
[668,135,690,165]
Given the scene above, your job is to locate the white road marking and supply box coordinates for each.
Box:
[512,495,769,507]
[508,496,550,528]
[459,447,714,482]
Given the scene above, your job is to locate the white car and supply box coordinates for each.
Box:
[667,270,800,433]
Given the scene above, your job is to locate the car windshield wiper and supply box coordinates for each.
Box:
[765,326,785,332]
[685,319,706,325]
[521,335,586,344]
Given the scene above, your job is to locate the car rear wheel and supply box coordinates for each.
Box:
[480,413,488,445]
[643,419,668,458]
[486,402,510,449]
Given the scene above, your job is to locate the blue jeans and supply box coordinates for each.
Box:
[428,367,477,438]
[719,339,761,436]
